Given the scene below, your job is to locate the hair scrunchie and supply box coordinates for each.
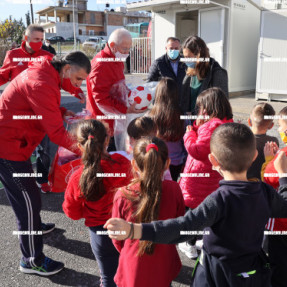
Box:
[146,143,158,152]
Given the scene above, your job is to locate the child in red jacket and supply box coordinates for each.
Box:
[63,119,132,287]
[111,137,185,287]
[262,106,287,287]
[179,87,233,259]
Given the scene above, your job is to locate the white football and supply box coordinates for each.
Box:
[128,82,157,110]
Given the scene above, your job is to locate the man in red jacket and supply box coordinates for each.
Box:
[0,51,90,276]
[0,24,85,194]
[0,24,85,101]
[86,28,143,150]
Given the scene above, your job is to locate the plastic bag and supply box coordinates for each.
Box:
[113,81,158,151]
[65,109,92,125]
[48,154,82,193]
[96,79,130,116]
[48,109,91,192]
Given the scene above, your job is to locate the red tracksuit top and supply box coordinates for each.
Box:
[0,41,53,85]
[86,44,128,135]
[264,146,287,231]
[112,180,185,287]
[63,153,132,226]
[0,59,79,161]
[0,41,83,98]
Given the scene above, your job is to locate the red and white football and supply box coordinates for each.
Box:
[127,83,156,110]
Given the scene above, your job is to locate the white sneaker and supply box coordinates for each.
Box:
[195,239,203,250]
[178,242,198,259]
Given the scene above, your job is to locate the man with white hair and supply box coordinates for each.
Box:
[86,28,143,150]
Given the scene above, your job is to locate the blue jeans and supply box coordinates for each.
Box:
[89,225,119,287]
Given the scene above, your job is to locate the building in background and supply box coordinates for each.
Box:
[248,0,287,101]
[35,0,150,42]
[127,0,261,94]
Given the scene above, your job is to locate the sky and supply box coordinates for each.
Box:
[0,0,144,23]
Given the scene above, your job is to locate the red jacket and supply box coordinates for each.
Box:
[0,59,79,161]
[179,117,233,209]
[112,180,185,287]
[0,41,52,85]
[63,153,132,226]
[0,41,84,99]
[264,146,287,231]
[86,44,127,134]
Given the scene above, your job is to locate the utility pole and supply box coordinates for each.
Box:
[73,0,76,50]
[30,0,34,23]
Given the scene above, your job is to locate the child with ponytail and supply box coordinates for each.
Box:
[111,137,185,287]
[62,119,132,287]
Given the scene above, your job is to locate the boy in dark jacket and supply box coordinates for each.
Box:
[105,123,287,287]
[247,102,279,180]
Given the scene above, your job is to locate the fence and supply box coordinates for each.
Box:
[56,42,81,57]
[52,37,152,71]
[130,37,151,74]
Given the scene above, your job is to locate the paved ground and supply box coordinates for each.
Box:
[0,74,286,287]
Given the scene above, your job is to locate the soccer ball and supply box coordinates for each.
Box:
[127,82,157,110]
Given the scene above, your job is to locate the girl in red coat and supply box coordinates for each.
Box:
[63,119,132,287]
[178,87,233,259]
[111,137,185,287]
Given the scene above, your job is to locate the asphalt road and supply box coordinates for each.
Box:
[0,75,286,287]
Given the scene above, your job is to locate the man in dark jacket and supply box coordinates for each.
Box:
[147,37,186,99]
[42,39,56,55]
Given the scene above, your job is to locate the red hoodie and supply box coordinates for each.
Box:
[0,59,79,161]
[63,153,133,226]
[86,44,128,135]
[0,41,84,99]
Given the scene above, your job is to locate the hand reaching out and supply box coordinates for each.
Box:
[127,103,147,114]
[186,125,193,132]
[264,141,278,158]
[77,92,86,104]
[104,218,142,241]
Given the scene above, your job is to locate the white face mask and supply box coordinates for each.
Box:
[45,42,50,46]
[115,51,129,61]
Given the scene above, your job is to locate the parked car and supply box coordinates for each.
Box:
[47,36,65,44]
[65,37,81,43]
[82,37,106,51]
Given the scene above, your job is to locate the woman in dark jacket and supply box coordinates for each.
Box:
[180,36,228,115]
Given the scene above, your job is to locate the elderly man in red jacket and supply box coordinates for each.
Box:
[86,28,143,150]
[0,24,85,194]
[0,51,90,276]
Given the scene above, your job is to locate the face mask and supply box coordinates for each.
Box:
[45,42,50,46]
[168,49,180,60]
[115,51,129,60]
[29,41,42,52]
[186,62,196,68]
[280,131,287,144]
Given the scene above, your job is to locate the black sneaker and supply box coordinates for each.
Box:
[19,257,64,276]
[41,223,55,235]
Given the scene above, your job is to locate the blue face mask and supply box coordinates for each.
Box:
[186,62,196,68]
[168,49,180,60]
